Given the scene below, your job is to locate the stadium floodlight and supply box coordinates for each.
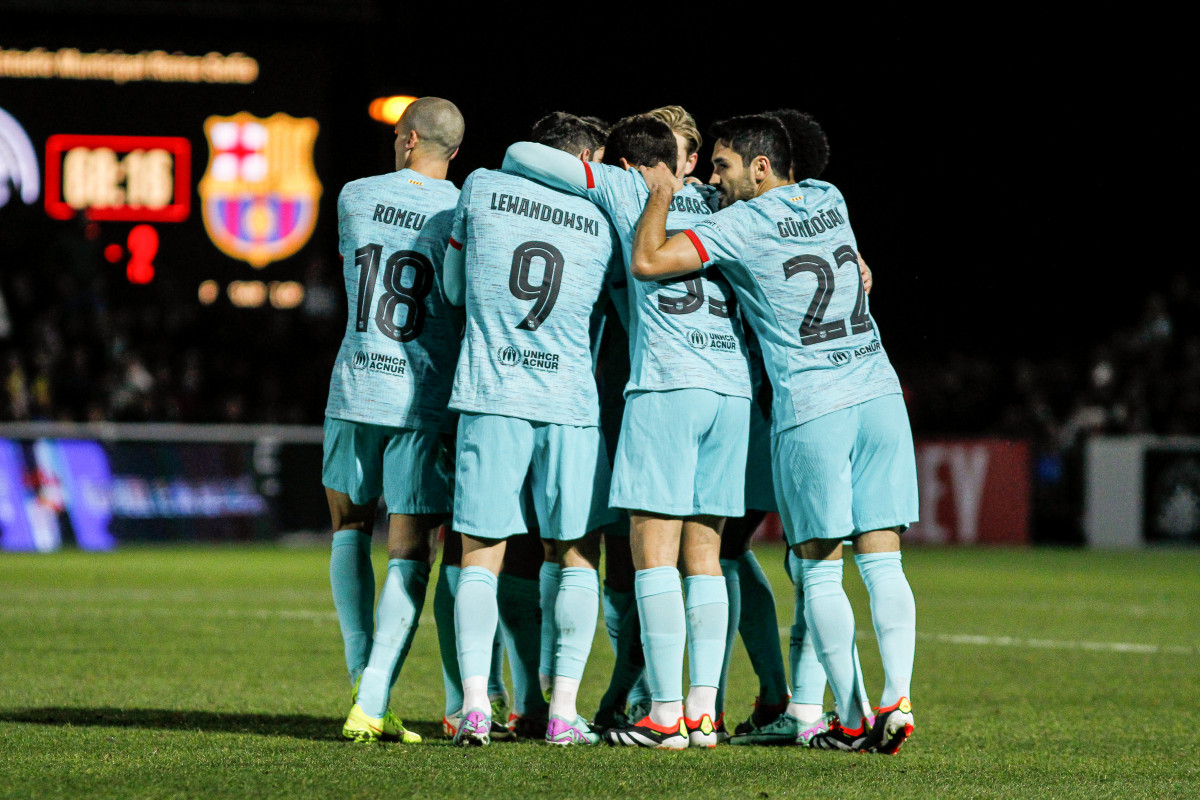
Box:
[368,95,416,125]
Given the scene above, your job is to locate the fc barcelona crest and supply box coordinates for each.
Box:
[199,112,322,268]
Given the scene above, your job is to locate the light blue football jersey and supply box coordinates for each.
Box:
[502,144,750,399]
[686,181,902,434]
[325,168,462,431]
[448,168,617,427]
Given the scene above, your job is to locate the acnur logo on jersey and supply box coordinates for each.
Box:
[496,346,521,366]
[352,349,405,376]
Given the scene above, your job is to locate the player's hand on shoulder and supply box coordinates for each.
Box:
[637,163,683,196]
[683,176,703,185]
[857,251,873,295]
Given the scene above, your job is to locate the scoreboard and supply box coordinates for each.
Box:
[0,24,379,310]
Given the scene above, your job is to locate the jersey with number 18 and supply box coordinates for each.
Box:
[686,180,902,434]
[448,168,617,428]
[325,169,462,432]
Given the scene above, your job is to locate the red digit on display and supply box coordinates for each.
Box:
[126,224,158,284]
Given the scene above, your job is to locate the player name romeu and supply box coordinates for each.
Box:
[488,192,602,236]
[371,204,428,230]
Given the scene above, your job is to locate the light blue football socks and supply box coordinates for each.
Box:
[497,572,547,717]
[602,584,634,654]
[856,551,916,707]
[538,562,561,695]
[455,566,500,713]
[635,566,686,724]
[738,551,789,705]
[798,558,861,726]
[433,563,463,717]
[356,559,429,719]
[684,574,727,719]
[330,530,374,686]
[716,559,742,714]
[554,567,600,681]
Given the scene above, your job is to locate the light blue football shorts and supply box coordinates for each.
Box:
[321,416,452,514]
[610,389,749,518]
[453,412,615,541]
[771,393,918,546]
[744,397,778,513]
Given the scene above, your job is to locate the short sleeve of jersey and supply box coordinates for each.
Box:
[688,205,749,269]
[587,164,645,231]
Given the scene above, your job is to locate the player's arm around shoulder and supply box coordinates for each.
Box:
[502,141,593,196]
[630,163,702,281]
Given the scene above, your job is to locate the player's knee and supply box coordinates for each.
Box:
[327,491,377,533]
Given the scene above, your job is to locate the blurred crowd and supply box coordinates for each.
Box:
[0,255,341,426]
[4,264,1198,441]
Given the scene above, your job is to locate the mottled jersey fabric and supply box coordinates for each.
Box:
[687,180,902,433]
[501,144,750,399]
[325,168,461,431]
[448,168,617,427]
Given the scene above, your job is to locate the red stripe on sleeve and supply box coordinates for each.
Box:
[448,237,463,250]
[684,229,710,263]
[583,161,595,189]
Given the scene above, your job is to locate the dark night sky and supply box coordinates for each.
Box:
[2,4,1187,367]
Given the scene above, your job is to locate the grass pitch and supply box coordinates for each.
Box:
[1,543,1198,799]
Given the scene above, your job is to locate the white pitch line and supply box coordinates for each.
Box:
[774,626,1196,656]
[1,603,1193,656]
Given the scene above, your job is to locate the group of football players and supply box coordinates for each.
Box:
[321,96,918,754]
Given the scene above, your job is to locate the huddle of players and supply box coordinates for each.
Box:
[322,96,919,753]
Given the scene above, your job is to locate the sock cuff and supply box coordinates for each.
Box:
[387,558,431,574]
[718,558,739,576]
[459,565,498,590]
[854,551,903,568]
[683,574,727,609]
[332,529,369,547]
[799,558,843,586]
[634,565,681,597]
[559,567,600,592]
[539,562,562,579]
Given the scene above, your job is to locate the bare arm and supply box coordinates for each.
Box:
[858,251,873,295]
[630,164,703,281]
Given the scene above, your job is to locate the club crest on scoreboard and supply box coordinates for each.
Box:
[198,112,321,268]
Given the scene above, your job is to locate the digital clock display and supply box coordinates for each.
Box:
[44,134,191,222]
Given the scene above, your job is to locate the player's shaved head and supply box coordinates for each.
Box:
[601,114,677,171]
[399,97,464,159]
[531,112,607,157]
[764,109,829,181]
[710,115,790,173]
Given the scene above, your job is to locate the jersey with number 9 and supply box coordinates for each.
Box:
[325,168,462,431]
[448,168,617,427]
[687,180,902,435]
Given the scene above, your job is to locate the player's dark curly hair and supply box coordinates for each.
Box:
[764,109,829,181]
[601,114,677,170]
[578,116,611,137]
[709,115,790,178]
[531,112,608,156]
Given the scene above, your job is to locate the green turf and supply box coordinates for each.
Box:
[1,544,1198,799]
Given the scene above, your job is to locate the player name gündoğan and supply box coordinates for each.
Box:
[488,192,602,237]
[775,207,846,238]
